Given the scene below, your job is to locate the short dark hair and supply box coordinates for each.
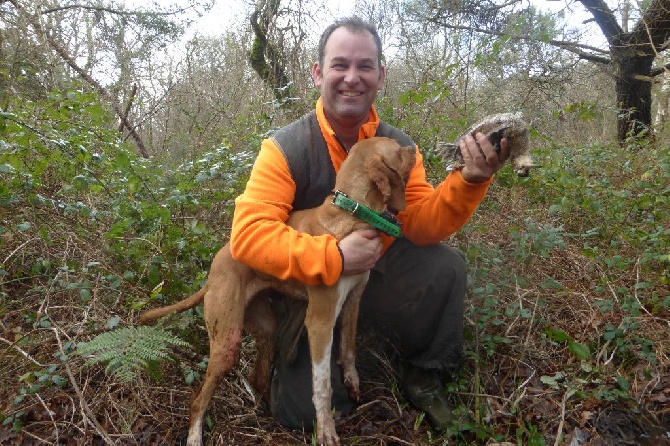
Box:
[317,16,383,68]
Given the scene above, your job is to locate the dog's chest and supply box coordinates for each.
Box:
[335,273,369,312]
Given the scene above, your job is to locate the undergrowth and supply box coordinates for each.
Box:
[449,140,669,444]
[0,90,668,444]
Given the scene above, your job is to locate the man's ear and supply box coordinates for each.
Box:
[378,64,386,85]
[312,62,323,87]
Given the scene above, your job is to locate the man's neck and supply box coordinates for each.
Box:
[328,118,365,152]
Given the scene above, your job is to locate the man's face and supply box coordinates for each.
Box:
[312,27,385,127]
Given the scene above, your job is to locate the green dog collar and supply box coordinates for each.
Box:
[331,190,403,238]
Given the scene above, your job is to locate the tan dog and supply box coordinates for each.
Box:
[139,137,416,446]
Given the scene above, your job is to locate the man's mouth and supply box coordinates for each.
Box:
[340,90,363,97]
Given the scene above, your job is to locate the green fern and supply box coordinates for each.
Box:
[76,326,190,382]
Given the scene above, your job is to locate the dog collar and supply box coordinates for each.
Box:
[331,190,403,238]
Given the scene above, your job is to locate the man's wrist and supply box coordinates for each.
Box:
[336,243,345,274]
[458,168,493,184]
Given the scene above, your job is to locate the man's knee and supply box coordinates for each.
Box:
[426,244,467,284]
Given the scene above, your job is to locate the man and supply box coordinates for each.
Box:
[230,16,509,431]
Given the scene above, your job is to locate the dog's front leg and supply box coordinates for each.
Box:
[305,278,354,446]
[338,273,368,403]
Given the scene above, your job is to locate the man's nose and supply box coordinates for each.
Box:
[343,68,360,84]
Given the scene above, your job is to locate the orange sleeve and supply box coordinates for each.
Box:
[229,139,344,286]
[393,148,492,246]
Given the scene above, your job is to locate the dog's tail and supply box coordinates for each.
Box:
[138,286,207,325]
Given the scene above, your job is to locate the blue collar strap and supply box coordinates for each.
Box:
[331,190,403,238]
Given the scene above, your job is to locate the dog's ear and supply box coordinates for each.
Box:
[366,155,407,212]
[366,155,393,203]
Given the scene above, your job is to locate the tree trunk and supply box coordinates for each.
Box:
[249,0,294,104]
[611,42,655,141]
[579,0,670,143]
[653,57,670,133]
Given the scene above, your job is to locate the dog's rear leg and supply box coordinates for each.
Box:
[186,287,245,446]
[338,277,367,403]
[244,291,276,402]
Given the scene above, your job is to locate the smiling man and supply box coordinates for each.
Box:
[313,25,386,145]
[230,16,509,432]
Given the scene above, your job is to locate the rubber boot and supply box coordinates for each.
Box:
[403,366,454,431]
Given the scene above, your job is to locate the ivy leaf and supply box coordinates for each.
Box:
[16,222,32,231]
[568,340,590,360]
[544,327,569,342]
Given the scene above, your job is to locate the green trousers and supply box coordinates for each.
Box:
[269,238,467,429]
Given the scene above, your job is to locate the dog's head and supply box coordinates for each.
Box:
[341,137,416,214]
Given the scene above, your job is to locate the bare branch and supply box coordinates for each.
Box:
[651,62,670,77]
[577,0,624,43]
[118,84,138,133]
[40,3,199,17]
[630,0,670,50]
[431,22,611,63]
[7,0,151,157]
[40,4,134,15]
[42,31,150,157]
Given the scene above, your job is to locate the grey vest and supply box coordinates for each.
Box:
[270,110,414,211]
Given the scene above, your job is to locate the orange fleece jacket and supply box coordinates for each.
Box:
[230,98,492,287]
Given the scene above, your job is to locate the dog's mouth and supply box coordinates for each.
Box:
[384,203,402,214]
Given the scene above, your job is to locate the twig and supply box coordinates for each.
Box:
[510,360,536,410]
[51,328,115,445]
[19,429,53,445]
[35,267,62,329]
[553,390,569,446]
[453,390,513,401]
[0,336,49,367]
[233,368,257,403]
[632,257,654,317]
[3,237,39,264]
[598,266,621,309]
[35,392,59,441]
[504,282,526,337]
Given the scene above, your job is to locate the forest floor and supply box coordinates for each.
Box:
[1,151,669,445]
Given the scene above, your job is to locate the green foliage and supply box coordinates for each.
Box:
[76,325,189,382]
[0,90,118,208]
[376,77,471,183]
[559,100,603,122]
[544,327,590,360]
[1,89,253,298]
[0,88,254,422]
[452,135,668,442]
[530,143,669,270]
[516,421,547,446]
[509,217,567,263]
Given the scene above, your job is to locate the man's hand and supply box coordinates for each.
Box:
[459,132,510,183]
[338,228,382,276]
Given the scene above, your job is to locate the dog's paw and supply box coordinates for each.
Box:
[316,418,340,446]
[342,365,361,402]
